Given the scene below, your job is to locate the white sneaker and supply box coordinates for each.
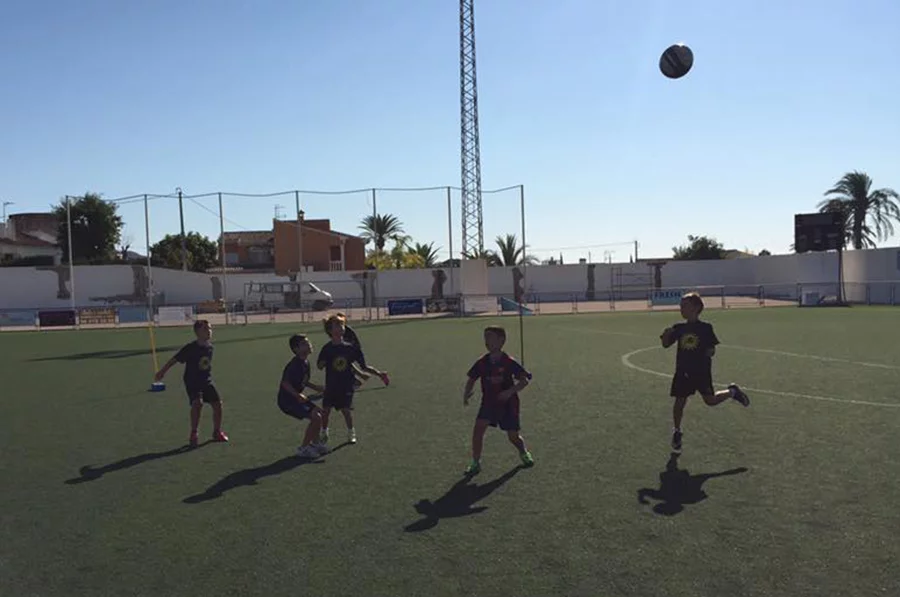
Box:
[296,445,319,459]
[348,428,357,444]
[313,442,330,455]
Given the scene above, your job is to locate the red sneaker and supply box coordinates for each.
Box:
[212,430,229,443]
[379,372,390,386]
[189,431,199,448]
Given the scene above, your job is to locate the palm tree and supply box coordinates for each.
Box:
[358,214,405,252]
[493,233,537,266]
[409,242,441,267]
[817,171,899,249]
[463,248,502,266]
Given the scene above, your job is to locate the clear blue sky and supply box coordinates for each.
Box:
[1,0,898,263]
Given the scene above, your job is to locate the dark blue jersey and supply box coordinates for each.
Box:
[671,320,720,373]
[467,352,531,404]
[174,341,213,388]
[278,357,310,403]
[317,341,367,393]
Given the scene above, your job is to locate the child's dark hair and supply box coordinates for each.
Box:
[193,319,210,332]
[484,325,506,341]
[681,292,704,313]
[289,333,309,351]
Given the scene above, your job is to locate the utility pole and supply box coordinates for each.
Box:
[1,201,12,223]
[460,0,484,257]
[177,187,187,271]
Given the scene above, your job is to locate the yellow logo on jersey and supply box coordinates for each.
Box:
[199,356,211,371]
[333,356,348,372]
[679,334,700,351]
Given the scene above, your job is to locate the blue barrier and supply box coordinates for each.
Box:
[0,310,36,327]
[499,297,533,315]
[650,289,684,306]
[117,306,149,323]
[387,298,424,316]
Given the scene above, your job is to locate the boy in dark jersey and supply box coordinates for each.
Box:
[278,334,329,459]
[324,312,368,388]
[154,319,228,448]
[317,314,390,445]
[463,325,534,475]
[660,292,750,451]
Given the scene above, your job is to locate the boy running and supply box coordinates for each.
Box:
[660,292,750,451]
[154,319,228,448]
[463,325,534,475]
[317,314,390,445]
[278,334,330,459]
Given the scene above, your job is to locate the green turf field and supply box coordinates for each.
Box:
[2,308,899,597]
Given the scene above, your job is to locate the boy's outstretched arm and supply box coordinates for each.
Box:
[154,357,178,381]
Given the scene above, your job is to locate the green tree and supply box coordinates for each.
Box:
[150,232,219,272]
[53,193,123,263]
[359,213,405,252]
[672,235,725,260]
[409,242,441,267]
[817,171,900,250]
[463,248,502,266]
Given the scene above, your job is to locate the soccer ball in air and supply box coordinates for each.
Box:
[659,43,694,79]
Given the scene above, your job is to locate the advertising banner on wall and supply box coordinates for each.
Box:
[38,309,76,327]
[158,306,194,326]
[117,306,149,324]
[425,297,460,314]
[650,289,684,306]
[387,298,424,316]
[0,310,36,327]
[79,307,117,325]
[463,296,498,314]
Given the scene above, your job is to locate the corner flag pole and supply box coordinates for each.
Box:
[519,184,527,367]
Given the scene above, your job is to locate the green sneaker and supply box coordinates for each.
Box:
[520,450,535,468]
[464,460,481,475]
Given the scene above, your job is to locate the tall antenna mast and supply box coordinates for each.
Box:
[460,0,484,257]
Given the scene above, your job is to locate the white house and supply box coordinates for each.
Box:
[0,213,62,265]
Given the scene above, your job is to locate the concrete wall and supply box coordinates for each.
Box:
[2,248,900,310]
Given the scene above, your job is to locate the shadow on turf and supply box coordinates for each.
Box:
[29,332,293,362]
[637,452,748,516]
[181,442,351,504]
[403,466,523,532]
[65,441,214,484]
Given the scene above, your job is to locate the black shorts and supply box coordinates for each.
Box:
[278,396,316,421]
[323,389,354,411]
[476,396,521,431]
[670,370,714,399]
[186,383,221,405]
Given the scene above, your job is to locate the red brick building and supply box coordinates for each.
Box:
[221,217,365,275]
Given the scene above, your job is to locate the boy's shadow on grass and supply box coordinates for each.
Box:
[637,452,748,516]
[404,466,523,532]
[65,441,213,485]
[182,442,350,504]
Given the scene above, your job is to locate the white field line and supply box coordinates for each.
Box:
[620,346,900,409]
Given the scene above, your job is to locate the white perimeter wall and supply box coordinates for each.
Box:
[2,248,899,310]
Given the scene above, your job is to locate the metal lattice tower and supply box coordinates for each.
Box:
[459,0,484,257]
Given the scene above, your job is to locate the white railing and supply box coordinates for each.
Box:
[329,260,343,271]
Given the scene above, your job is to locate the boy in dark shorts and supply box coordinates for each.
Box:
[317,314,390,445]
[325,312,368,388]
[463,325,534,475]
[154,319,228,448]
[660,292,750,451]
[278,334,329,459]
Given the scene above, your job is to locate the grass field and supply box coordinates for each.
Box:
[3,307,899,597]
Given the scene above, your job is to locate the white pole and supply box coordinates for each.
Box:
[294,191,303,308]
[143,194,154,322]
[447,186,455,297]
[66,195,77,318]
[218,193,228,324]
